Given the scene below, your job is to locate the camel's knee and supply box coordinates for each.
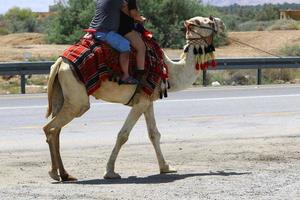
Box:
[148,129,161,142]
[43,126,59,143]
[117,131,130,146]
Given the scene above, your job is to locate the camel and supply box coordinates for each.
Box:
[43,16,225,182]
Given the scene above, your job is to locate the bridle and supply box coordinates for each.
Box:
[182,17,219,71]
[185,18,217,46]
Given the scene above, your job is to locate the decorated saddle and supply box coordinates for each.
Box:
[61,29,168,98]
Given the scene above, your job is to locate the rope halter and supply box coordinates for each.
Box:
[183,16,219,71]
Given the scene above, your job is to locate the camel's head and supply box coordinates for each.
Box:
[181,16,225,70]
[184,16,225,41]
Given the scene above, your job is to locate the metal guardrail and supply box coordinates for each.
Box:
[0,57,300,94]
[0,61,52,94]
[203,57,300,86]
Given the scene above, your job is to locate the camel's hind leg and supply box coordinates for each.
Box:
[46,78,63,181]
[104,98,151,179]
[144,103,177,174]
[44,62,90,181]
[44,111,79,182]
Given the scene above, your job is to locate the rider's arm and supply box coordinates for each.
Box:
[122,0,146,23]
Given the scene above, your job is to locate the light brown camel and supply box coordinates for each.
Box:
[43,16,225,182]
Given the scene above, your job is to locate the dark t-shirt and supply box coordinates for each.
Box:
[127,0,137,10]
[89,0,124,32]
[118,0,138,36]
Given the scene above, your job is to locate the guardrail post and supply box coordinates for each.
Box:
[20,74,26,94]
[202,70,208,86]
[257,68,262,85]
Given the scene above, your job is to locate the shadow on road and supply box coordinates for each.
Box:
[63,171,251,185]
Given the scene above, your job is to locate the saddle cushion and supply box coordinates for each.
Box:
[61,34,168,96]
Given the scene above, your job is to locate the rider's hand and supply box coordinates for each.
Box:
[137,16,148,24]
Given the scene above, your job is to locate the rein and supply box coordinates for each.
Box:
[188,22,282,58]
[229,37,282,58]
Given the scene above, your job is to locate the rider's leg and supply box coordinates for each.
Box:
[124,31,146,70]
[119,52,130,80]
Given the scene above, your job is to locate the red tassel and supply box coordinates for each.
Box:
[162,74,168,79]
[196,63,200,70]
[211,60,217,69]
[162,67,168,79]
[200,63,205,70]
[204,62,209,70]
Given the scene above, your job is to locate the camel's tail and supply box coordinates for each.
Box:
[45,57,62,118]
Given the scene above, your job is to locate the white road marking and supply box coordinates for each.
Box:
[163,94,300,102]
[1,93,300,110]
[0,105,47,110]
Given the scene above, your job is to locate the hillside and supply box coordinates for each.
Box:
[0,30,300,62]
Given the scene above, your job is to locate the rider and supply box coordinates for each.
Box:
[89,0,139,84]
[119,0,146,77]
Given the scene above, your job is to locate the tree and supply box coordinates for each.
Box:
[46,0,225,47]
[4,7,38,33]
[47,0,95,44]
[255,4,279,21]
[139,0,219,48]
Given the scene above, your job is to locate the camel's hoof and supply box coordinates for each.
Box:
[103,171,121,179]
[48,170,60,181]
[61,174,78,182]
[160,165,177,174]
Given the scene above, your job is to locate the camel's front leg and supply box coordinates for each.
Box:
[144,103,177,174]
[104,100,150,179]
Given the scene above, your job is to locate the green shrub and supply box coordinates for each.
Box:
[254,4,279,21]
[208,70,232,85]
[280,44,300,56]
[268,19,300,30]
[140,0,221,48]
[263,69,295,83]
[27,75,48,86]
[214,32,230,47]
[237,20,274,31]
[264,43,300,83]
[236,19,300,31]
[0,27,9,35]
[46,0,95,44]
[46,0,224,47]
[4,7,40,33]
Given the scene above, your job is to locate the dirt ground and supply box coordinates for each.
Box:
[0,30,300,62]
[0,133,299,199]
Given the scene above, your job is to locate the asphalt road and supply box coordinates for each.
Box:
[1,85,300,151]
[1,85,300,200]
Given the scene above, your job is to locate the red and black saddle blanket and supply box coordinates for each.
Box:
[61,34,168,97]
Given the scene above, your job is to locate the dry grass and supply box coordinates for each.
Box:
[0,75,47,94]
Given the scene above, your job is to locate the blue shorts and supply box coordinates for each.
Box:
[94,31,130,53]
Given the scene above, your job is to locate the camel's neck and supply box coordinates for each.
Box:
[163,48,201,92]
